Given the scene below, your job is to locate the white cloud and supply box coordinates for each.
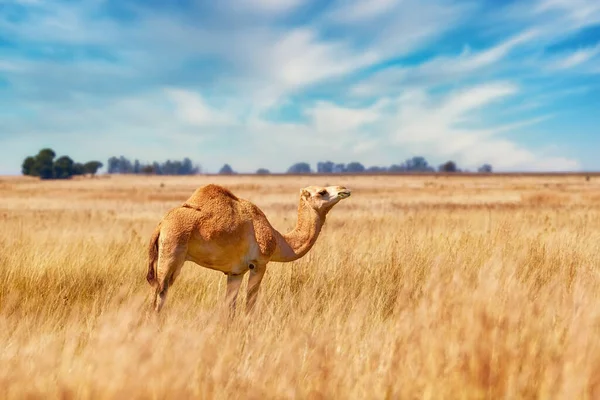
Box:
[437,82,518,120]
[499,0,600,45]
[0,61,22,72]
[327,0,401,22]
[212,27,382,113]
[357,0,469,58]
[547,44,600,70]
[488,115,554,134]
[535,0,600,25]
[304,100,384,134]
[231,0,306,14]
[0,2,120,45]
[263,28,379,87]
[164,89,233,127]
[9,0,43,4]
[352,139,379,154]
[458,30,540,69]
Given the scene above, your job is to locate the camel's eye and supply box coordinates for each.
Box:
[317,189,327,196]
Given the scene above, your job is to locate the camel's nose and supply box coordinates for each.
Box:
[336,187,351,198]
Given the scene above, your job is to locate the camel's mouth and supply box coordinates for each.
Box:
[337,189,351,199]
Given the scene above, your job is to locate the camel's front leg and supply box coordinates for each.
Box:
[225,273,244,317]
[246,265,266,313]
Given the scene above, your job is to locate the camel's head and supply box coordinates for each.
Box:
[300,185,351,214]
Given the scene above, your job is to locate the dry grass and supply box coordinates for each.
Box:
[2,173,600,399]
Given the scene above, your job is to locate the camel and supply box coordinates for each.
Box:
[146,183,351,313]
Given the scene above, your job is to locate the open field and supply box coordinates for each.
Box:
[2,173,600,399]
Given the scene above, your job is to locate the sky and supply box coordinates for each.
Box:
[0,0,599,174]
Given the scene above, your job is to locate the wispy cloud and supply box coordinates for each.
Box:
[326,0,403,23]
[323,0,470,58]
[534,0,600,26]
[304,100,385,134]
[498,0,600,44]
[547,44,600,70]
[231,0,305,15]
[165,89,234,128]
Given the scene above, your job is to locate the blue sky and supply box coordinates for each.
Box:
[0,0,599,174]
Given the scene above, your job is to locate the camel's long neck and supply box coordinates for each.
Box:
[272,200,325,263]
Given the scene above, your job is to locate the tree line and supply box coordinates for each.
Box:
[286,157,492,174]
[20,151,493,179]
[106,156,200,175]
[21,148,103,179]
[217,157,492,175]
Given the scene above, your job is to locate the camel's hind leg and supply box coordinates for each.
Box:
[153,243,187,313]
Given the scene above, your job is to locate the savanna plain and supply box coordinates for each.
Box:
[2,173,600,399]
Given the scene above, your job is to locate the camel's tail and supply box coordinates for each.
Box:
[146,226,160,286]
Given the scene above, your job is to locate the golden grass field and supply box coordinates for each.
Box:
[2,173,600,399]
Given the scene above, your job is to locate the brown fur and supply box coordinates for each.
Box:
[146,225,160,286]
[147,183,351,314]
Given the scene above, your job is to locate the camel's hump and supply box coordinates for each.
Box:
[183,184,239,207]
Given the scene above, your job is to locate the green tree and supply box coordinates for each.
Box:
[53,156,74,179]
[72,163,86,175]
[345,161,365,173]
[181,158,194,174]
[317,161,334,173]
[219,164,234,175]
[439,160,458,173]
[388,164,405,172]
[84,161,103,176]
[367,166,387,173]
[37,148,56,160]
[287,162,311,174]
[22,156,37,176]
[35,148,56,179]
[403,156,434,172]
[107,156,119,173]
[478,163,492,173]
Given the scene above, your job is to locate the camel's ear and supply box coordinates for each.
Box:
[300,188,310,200]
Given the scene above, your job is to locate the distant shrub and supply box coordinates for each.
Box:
[21,148,102,180]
